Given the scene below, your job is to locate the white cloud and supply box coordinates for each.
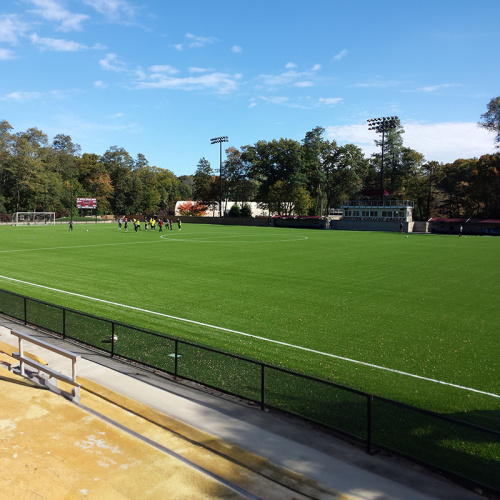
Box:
[352,78,400,88]
[0,48,16,60]
[257,63,322,89]
[325,122,496,163]
[149,64,179,75]
[259,96,290,105]
[99,53,128,72]
[184,33,217,48]
[82,0,137,21]
[333,49,348,61]
[404,122,496,161]
[0,14,29,44]
[412,83,457,93]
[3,91,43,101]
[188,67,213,73]
[231,45,242,53]
[30,33,87,51]
[319,97,342,106]
[26,0,89,31]
[134,72,241,93]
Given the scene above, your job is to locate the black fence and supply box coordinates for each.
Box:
[1,288,498,495]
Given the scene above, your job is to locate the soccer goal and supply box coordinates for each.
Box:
[12,212,56,226]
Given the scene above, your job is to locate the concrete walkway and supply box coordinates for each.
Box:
[0,319,486,500]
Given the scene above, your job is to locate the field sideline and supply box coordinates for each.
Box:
[0,222,499,424]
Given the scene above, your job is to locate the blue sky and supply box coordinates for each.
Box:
[1,0,498,176]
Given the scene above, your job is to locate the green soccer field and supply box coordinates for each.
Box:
[0,222,499,425]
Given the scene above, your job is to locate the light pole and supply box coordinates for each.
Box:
[367,116,398,192]
[210,136,228,217]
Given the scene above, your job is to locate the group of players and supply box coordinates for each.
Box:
[118,217,181,233]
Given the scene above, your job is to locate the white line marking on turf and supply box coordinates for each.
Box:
[0,240,165,254]
[159,233,308,243]
[0,274,498,399]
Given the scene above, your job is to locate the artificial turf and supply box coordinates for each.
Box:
[0,222,498,423]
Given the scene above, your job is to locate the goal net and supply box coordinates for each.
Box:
[12,212,56,226]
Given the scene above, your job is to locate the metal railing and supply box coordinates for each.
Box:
[0,288,498,495]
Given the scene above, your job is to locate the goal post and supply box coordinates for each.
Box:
[12,212,56,226]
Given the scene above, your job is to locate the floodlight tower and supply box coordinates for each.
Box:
[367,116,398,192]
[210,136,228,217]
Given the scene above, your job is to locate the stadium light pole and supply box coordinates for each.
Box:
[210,136,228,217]
[367,116,398,192]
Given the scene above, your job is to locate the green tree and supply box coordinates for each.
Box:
[51,134,81,180]
[469,154,500,218]
[193,158,217,206]
[11,128,49,211]
[438,159,473,217]
[245,138,304,211]
[136,165,161,214]
[228,204,241,217]
[100,146,135,214]
[302,126,326,215]
[0,120,15,213]
[323,143,369,209]
[479,96,500,148]
[77,153,113,215]
[224,146,256,205]
[241,203,252,217]
[157,168,182,214]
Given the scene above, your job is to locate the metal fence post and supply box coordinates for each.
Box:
[111,322,115,357]
[367,394,373,454]
[63,308,66,339]
[174,340,179,377]
[260,364,265,410]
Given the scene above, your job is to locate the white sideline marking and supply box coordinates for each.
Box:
[0,274,498,399]
[159,233,308,243]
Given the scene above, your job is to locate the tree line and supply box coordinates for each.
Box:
[1,97,499,221]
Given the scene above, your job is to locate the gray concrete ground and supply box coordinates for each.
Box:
[0,318,489,500]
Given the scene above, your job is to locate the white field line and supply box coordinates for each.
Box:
[0,240,165,254]
[0,274,498,399]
